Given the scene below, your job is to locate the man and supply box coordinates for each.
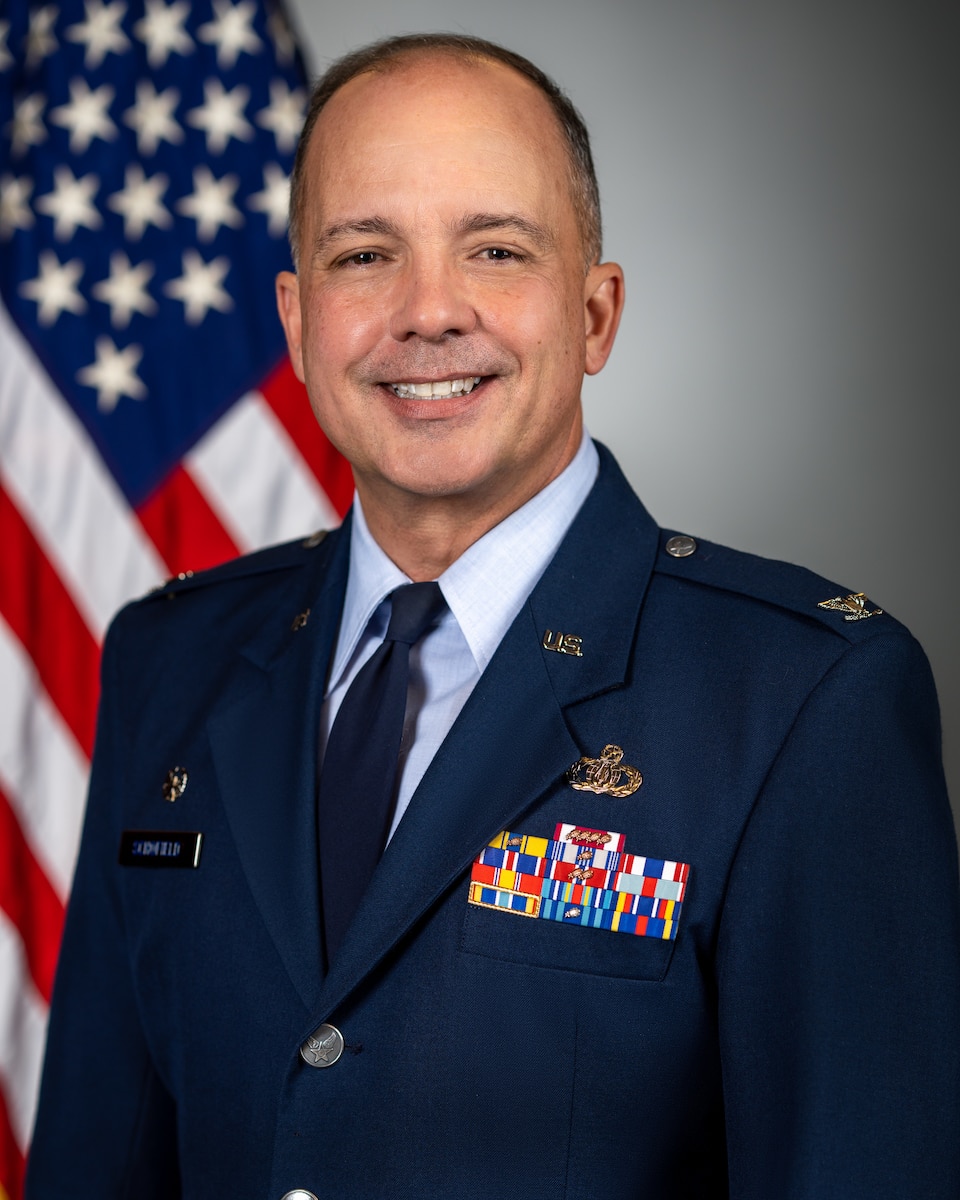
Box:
[28,33,960,1200]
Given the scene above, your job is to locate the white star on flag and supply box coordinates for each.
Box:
[133,0,193,68]
[176,165,243,241]
[92,251,157,328]
[255,79,305,154]
[164,248,233,324]
[123,79,183,157]
[18,249,87,325]
[186,78,253,155]
[35,165,102,240]
[197,0,262,69]
[0,19,14,70]
[0,174,35,238]
[65,0,130,69]
[106,163,172,240]
[25,4,59,69]
[76,334,147,411]
[7,92,48,157]
[247,162,289,238]
[265,6,295,65]
[50,78,117,155]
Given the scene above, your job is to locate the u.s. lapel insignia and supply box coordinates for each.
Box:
[291,608,311,631]
[543,630,583,657]
[162,766,188,803]
[817,592,883,621]
[567,744,642,797]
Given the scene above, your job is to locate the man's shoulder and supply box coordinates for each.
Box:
[648,526,905,649]
[139,528,332,602]
[108,526,341,651]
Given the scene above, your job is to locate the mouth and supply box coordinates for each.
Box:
[387,376,483,400]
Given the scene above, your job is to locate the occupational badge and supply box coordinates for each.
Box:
[162,766,188,803]
[566,744,642,797]
[468,824,691,941]
[817,592,883,621]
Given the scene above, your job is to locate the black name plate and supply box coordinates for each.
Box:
[119,830,203,868]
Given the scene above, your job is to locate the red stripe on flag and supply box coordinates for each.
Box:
[0,485,100,759]
[0,786,65,1005]
[259,358,354,517]
[137,464,241,576]
[0,1077,26,1200]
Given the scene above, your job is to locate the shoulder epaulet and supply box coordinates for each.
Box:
[652,529,901,644]
[141,528,331,603]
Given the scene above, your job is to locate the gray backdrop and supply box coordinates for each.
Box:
[285,0,959,828]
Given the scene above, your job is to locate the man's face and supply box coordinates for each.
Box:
[277,56,622,527]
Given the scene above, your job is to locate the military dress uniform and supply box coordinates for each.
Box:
[27,445,960,1199]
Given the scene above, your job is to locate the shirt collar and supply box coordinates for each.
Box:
[329,430,599,686]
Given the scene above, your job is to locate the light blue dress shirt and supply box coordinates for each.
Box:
[320,432,599,840]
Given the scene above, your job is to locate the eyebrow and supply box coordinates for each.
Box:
[311,217,396,259]
[450,212,555,250]
[311,212,555,259]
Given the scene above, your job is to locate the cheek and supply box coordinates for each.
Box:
[482,283,567,361]
[302,289,383,376]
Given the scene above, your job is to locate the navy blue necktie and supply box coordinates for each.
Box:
[318,582,446,966]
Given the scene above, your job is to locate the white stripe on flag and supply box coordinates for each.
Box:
[185,387,339,552]
[0,909,48,1154]
[0,617,88,902]
[0,304,166,640]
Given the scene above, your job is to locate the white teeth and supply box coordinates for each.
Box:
[390,376,482,399]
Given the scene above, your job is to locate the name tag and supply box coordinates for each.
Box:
[119,830,203,868]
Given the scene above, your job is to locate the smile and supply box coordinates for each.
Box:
[389,377,482,399]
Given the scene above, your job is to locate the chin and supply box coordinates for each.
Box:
[384,445,500,499]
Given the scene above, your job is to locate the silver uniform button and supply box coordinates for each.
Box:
[280,1191,319,1200]
[299,1022,344,1068]
[665,535,697,558]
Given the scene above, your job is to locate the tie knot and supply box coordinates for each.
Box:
[385,581,446,646]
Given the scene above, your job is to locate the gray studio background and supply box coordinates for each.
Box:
[285,0,959,827]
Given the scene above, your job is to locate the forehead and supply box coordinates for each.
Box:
[304,56,572,220]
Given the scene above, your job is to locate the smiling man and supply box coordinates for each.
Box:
[274,47,622,580]
[28,33,960,1200]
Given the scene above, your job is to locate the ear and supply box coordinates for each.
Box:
[275,271,305,382]
[582,261,625,376]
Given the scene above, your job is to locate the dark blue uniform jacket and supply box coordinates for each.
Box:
[27,445,960,1199]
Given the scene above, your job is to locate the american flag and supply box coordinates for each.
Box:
[0,2,351,1193]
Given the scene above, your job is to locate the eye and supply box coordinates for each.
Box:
[483,247,516,261]
[339,250,380,267]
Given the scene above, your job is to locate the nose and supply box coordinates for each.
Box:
[388,256,477,341]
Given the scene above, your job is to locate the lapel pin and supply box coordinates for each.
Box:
[291,608,311,631]
[567,744,642,797]
[817,592,883,621]
[162,766,188,803]
[542,630,583,657]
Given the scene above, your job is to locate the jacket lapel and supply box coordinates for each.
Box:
[315,448,660,1020]
[208,522,351,1010]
